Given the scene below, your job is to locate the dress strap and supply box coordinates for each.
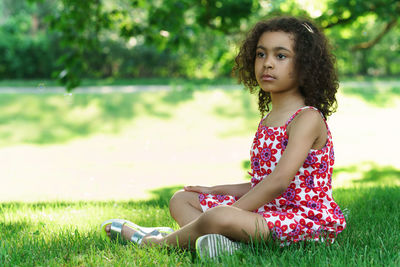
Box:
[284,106,320,127]
[259,112,270,127]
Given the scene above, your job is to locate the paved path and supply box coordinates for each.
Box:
[0,84,242,94]
[1,80,399,94]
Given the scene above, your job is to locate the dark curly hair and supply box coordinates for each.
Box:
[233,16,338,119]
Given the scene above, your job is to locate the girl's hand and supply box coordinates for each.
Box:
[184,185,213,194]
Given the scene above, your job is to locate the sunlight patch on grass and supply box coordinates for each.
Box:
[0,81,399,202]
[333,162,400,188]
[66,101,102,124]
[339,81,400,107]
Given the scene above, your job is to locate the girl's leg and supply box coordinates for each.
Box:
[144,205,270,248]
[169,190,203,227]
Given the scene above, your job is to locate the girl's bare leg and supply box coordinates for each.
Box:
[104,199,270,248]
[169,190,203,227]
[144,205,270,248]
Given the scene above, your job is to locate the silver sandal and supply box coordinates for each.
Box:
[100,219,173,244]
[196,234,242,259]
[109,220,147,245]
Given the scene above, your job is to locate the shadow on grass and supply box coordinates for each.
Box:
[340,84,400,107]
[144,185,184,208]
[161,84,197,104]
[211,89,260,138]
[0,221,31,234]
[334,162,400,186]
[0,84,241,147]
[241,160,400,187]
[0,88,200,147]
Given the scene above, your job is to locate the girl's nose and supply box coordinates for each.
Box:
[263,56,274,69]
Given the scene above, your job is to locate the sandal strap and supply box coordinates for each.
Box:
[131,231,146,245]
[148,229,160,236]
[110,221,124,240]
[131,229,162,245]
[108,220,163,245]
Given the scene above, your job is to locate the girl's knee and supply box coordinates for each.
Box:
[169,190,199,213]
[169,190,184,204]
[197,206,235,234]
[169,190,185,212]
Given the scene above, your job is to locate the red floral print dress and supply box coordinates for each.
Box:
[199,106,346,246]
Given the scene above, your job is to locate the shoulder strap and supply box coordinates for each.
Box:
[285,106,333,143]
[259,112,270,127]
[284,106,320,127]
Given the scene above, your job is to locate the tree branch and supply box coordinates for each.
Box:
[351,18,398,50]
[324,17,356,29]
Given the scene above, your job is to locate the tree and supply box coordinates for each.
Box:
[27,0,400,90]
[317,0,399,51]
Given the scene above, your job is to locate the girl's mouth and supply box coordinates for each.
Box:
[261,74,276,81]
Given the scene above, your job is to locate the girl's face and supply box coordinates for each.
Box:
[254,31,299,94]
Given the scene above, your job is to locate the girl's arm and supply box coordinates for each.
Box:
[184,182,251,198]
[232,110,325,211]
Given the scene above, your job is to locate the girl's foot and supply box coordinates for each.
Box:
[105,223,163,246]
[101,219,171,245]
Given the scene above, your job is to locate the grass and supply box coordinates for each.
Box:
[1,77,399,265]
[1,185,399,266]
[334,162,400,188]
[0,88,259,147]
[0,78,399,148]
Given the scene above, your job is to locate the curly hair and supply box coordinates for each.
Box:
[233,16,338,119]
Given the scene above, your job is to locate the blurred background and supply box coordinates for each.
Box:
[0,0,399,202]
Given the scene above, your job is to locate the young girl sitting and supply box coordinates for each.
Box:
[101,16,347,258]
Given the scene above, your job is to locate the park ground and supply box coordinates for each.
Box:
[0,80,399,202]
[0,79,399,266]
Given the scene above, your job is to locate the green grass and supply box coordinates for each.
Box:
[2,76,400,109]
[1,78,399,265]
[0,78,399,148]
[334,162,400,188]
[0,92,183,146]
[1,185,399,266]
[0,88,259,147]
[341,85,400,107]
[241,160,400,187]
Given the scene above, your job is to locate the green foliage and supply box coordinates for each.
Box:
[1,0,399,91]
[0,1,58,79]
[320,0,400,75]
[46,0,112,91]
[318,0,399,28]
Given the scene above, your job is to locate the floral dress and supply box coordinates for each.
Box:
[199,106,346,246]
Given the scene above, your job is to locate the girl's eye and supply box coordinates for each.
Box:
[277,53,287,59]
[256,51,265,58]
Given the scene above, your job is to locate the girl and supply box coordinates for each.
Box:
[101,16,346,258]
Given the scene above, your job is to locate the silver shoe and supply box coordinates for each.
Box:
[196,234,242,259]
[100,219,174,243]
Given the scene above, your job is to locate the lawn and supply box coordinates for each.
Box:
[0,78,400,266]
[1,185,399,266]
